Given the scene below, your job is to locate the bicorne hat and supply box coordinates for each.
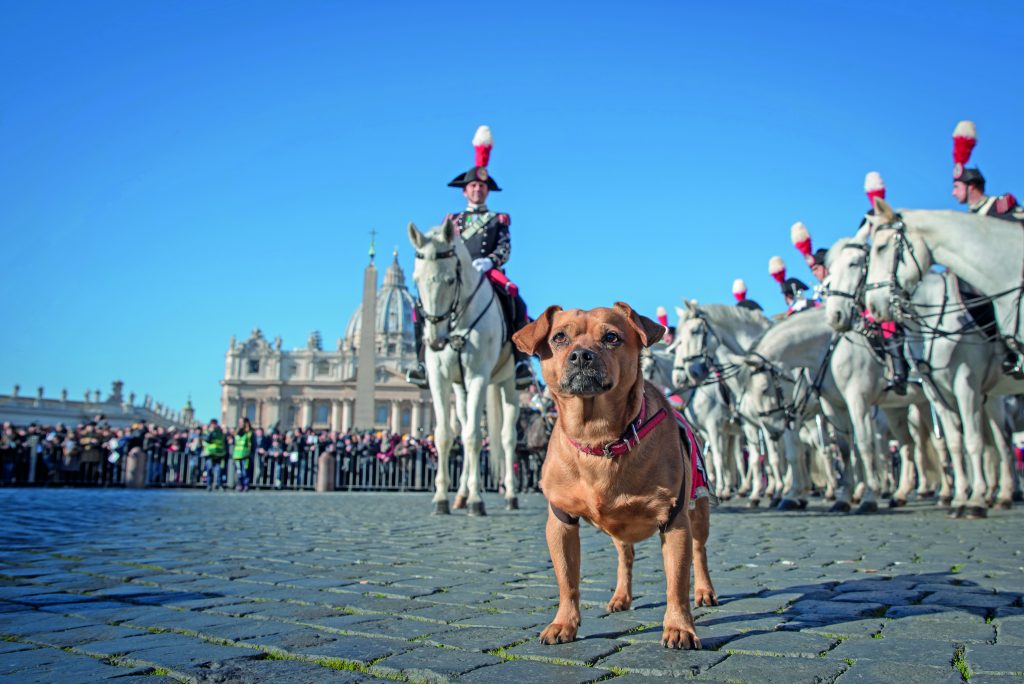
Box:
[448,125,502,191]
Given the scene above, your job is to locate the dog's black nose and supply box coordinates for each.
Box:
[568,348,596,367]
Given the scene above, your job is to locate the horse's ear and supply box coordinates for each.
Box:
[685,299,699,314]
[873,197,896,222]
[613,302,665,348]
[675,305,686,321]
[408,222,426,250]
[513,305,562,358]
[441,215,455,243]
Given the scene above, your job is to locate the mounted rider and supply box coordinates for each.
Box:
[406,125,535,390]
[860,171,909,394]
[769,256,813,316]
[731,278,763,312]
[951,120,1024,224]
[791,221,828,303]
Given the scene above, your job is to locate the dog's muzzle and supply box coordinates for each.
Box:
[561,346,610,395]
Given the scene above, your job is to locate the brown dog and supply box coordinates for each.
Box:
[513,302,716,649]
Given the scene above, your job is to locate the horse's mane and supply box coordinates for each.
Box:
[695,303,772,328]
[825,236,863,269]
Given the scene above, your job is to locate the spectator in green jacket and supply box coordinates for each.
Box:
[232,418,253,492]
[202,419,227,491]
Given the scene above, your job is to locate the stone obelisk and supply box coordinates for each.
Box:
[354,231,378,429]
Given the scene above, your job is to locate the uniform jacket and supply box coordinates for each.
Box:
[970,194,1024,224]
[447,208,511,269]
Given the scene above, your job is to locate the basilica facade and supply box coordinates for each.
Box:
[219,252,435,434]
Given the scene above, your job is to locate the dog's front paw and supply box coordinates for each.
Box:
[539,622,578,645]
[694,585,718,607]
[606,592,632,613]
[661,623,701,650]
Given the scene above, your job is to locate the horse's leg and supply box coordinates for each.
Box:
[451,388,470,509]
[499,379,519,509]
[846,397,881,513]
[954,372,989,517]
[777,429,805,511]
[744,425,765,506]
[706,422,727,500]
[886,408,915,506]
[462,376,488,515]
[429,378,454,513]
[764,437,784,503]
[984,397,1015,508]
[733,432,750,497]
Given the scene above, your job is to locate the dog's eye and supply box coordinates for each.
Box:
[550,332,569,346]
[602,332,621,346]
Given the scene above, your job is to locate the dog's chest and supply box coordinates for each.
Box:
[581,484,675,541]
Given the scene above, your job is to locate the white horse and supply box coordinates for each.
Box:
[863,200,1024,352]
[824,235,947,505]
[742,307,934,513]
[408,219,519,515]
[673,303,813,508]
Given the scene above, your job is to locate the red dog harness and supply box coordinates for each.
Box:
[551,400,711,531]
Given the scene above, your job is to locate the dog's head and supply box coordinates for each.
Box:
[513,302,664,398]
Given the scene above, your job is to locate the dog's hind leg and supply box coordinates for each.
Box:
[606,539,634,612]
[690,497,718,607]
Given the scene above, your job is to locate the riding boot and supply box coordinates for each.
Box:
[514,348,535,390]
[888,349,908,396]
[406,312,430,389]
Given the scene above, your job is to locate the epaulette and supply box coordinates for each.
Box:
[995,193,1018,214]
[496,213,510,226]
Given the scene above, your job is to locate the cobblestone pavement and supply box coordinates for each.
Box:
[0,490,1022,683]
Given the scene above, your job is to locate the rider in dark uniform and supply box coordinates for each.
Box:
[951,120,1024,224]
[407,126,534,390]
[732,278,763,311]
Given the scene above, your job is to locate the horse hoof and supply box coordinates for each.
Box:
[948,506,966,519]
[777,498,802,511]
[918,490,936,499]
[769,497,781,509]
[433,501,450,516]
[938,496,952,507]
[468,501,487,517]
[829,501,851,513]
[453,495,467,510]
[799,499,808,510]
[506,497,519,511]
[825,494,836,502]
[964,505,988,519]
[854,501,879,515]
[1013,491,1024,503]
[881,491,892,500]
[996,500,1013,510]
[889,498,907,508]
[748,499,760,508]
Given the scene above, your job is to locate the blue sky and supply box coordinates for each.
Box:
[2,0,1022,420]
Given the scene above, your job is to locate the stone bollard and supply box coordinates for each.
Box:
[316,451,335,492]
[125,447,146,489]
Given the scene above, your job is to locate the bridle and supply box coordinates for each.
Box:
[822,242,870,305]
[414,246,492,352]
[863,217,927,320]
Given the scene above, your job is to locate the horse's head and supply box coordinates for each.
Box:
[408,218,466,351]
[823,237,869,332]
[864,199,931,323]
[672,300,716,387]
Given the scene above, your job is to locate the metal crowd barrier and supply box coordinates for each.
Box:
[0,444,536,493]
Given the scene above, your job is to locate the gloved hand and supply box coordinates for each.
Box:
[472,257,493,273]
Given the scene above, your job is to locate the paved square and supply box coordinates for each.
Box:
[0,489,1022,682]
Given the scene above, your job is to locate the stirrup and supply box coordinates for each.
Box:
[1002,353,1024,379]
[405,366,429,389]
[886,377,908,396]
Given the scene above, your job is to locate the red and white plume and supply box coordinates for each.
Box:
[952,120,976,177]
[864,171,886,205]
[473,125,493,168]
[790,222,812,257]
[732,278,748,302]
[769,256,786,284]
[656,306,669,329]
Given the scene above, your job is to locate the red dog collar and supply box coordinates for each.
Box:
[567,394,668,458]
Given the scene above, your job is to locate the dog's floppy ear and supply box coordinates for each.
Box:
[613,302,665,348]
[513,305,562,357]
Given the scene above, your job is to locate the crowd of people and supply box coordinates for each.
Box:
[0,417,450,490]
